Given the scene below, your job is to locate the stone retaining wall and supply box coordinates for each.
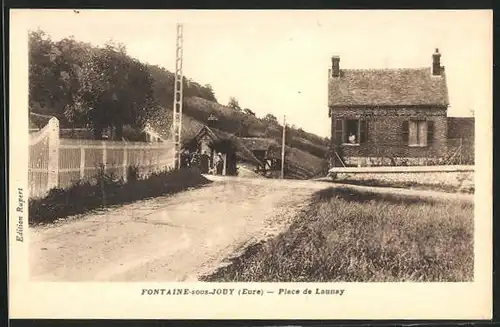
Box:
[335,171,474,192]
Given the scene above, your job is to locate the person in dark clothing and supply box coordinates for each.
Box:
[190,150,200,170]
[200,150,210,174]
[180,148,190,168]
[215,152,224,175]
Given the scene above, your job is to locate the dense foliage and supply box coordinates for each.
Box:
[228,97,241,110]
[29,167,211,226]
[29,31,154,139]
[29,29,217,139]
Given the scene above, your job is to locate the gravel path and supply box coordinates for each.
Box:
[29,177,327,282]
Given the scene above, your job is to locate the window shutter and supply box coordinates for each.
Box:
[335,119,344,144]
[402,121,409,144]
[427,120,434,145]
[360,120,368,143]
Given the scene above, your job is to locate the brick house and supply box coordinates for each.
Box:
[328,49,452,167]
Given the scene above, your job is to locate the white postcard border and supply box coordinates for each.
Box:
[8,9,493,320]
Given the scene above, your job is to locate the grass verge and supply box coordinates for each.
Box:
[29,167,212,227]
[201,186,474,282]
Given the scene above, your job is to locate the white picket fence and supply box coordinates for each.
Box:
[29,118,175,198]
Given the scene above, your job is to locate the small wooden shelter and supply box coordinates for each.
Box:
[186,125,262,176]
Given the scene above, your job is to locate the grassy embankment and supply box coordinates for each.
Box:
[29,167,211,226]
[202,187,474,282]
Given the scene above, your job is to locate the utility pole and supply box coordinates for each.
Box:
[281,115,286,179]
[459,138,463,165]
[172,23,184,169]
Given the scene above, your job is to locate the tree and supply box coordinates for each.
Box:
[29,30,70,117]
[284,124,294,147]
[65,41,155,139]
[29,29,56,114]
[29,30,156,138]
[148,64,175,108]
[243,108,256,116]
[228,97,241,110]
[235,115,252,137]
[203,84,217,102]
[263,113,278,124]
[29,30,100,127]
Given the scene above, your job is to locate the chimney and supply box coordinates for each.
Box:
[331,56,340,77]
[432,48,441,76]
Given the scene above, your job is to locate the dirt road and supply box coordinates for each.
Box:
[29,176,329,282]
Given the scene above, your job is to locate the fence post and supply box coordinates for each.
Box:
[102,141,107,173]
[123,146,128,183]
[80,147,85,180]
[47,118,60,190]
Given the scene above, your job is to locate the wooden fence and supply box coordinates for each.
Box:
[29,118,175,198]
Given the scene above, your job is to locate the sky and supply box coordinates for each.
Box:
[14,9,492,137]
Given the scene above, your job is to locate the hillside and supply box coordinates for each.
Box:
[147,99,330,179]
[28,30,330,179]
[147,64,330,159]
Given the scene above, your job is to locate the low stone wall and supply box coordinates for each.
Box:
[335,171,474,192]
[344,156,443,167]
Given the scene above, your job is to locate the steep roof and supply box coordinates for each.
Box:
[328,67,449,107]
[192,125,230,143]
[238,137,280,151]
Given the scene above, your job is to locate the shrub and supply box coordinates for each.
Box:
[29,167,211,226]
[127,165,140,182]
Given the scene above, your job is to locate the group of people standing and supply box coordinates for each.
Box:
[180,148,225,175]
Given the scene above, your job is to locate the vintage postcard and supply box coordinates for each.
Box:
[9,9,492,320]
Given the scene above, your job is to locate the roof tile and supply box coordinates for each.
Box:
[328,67,449,107]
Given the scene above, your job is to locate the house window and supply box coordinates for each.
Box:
[335,119,368,145]
[402,120,434,147]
